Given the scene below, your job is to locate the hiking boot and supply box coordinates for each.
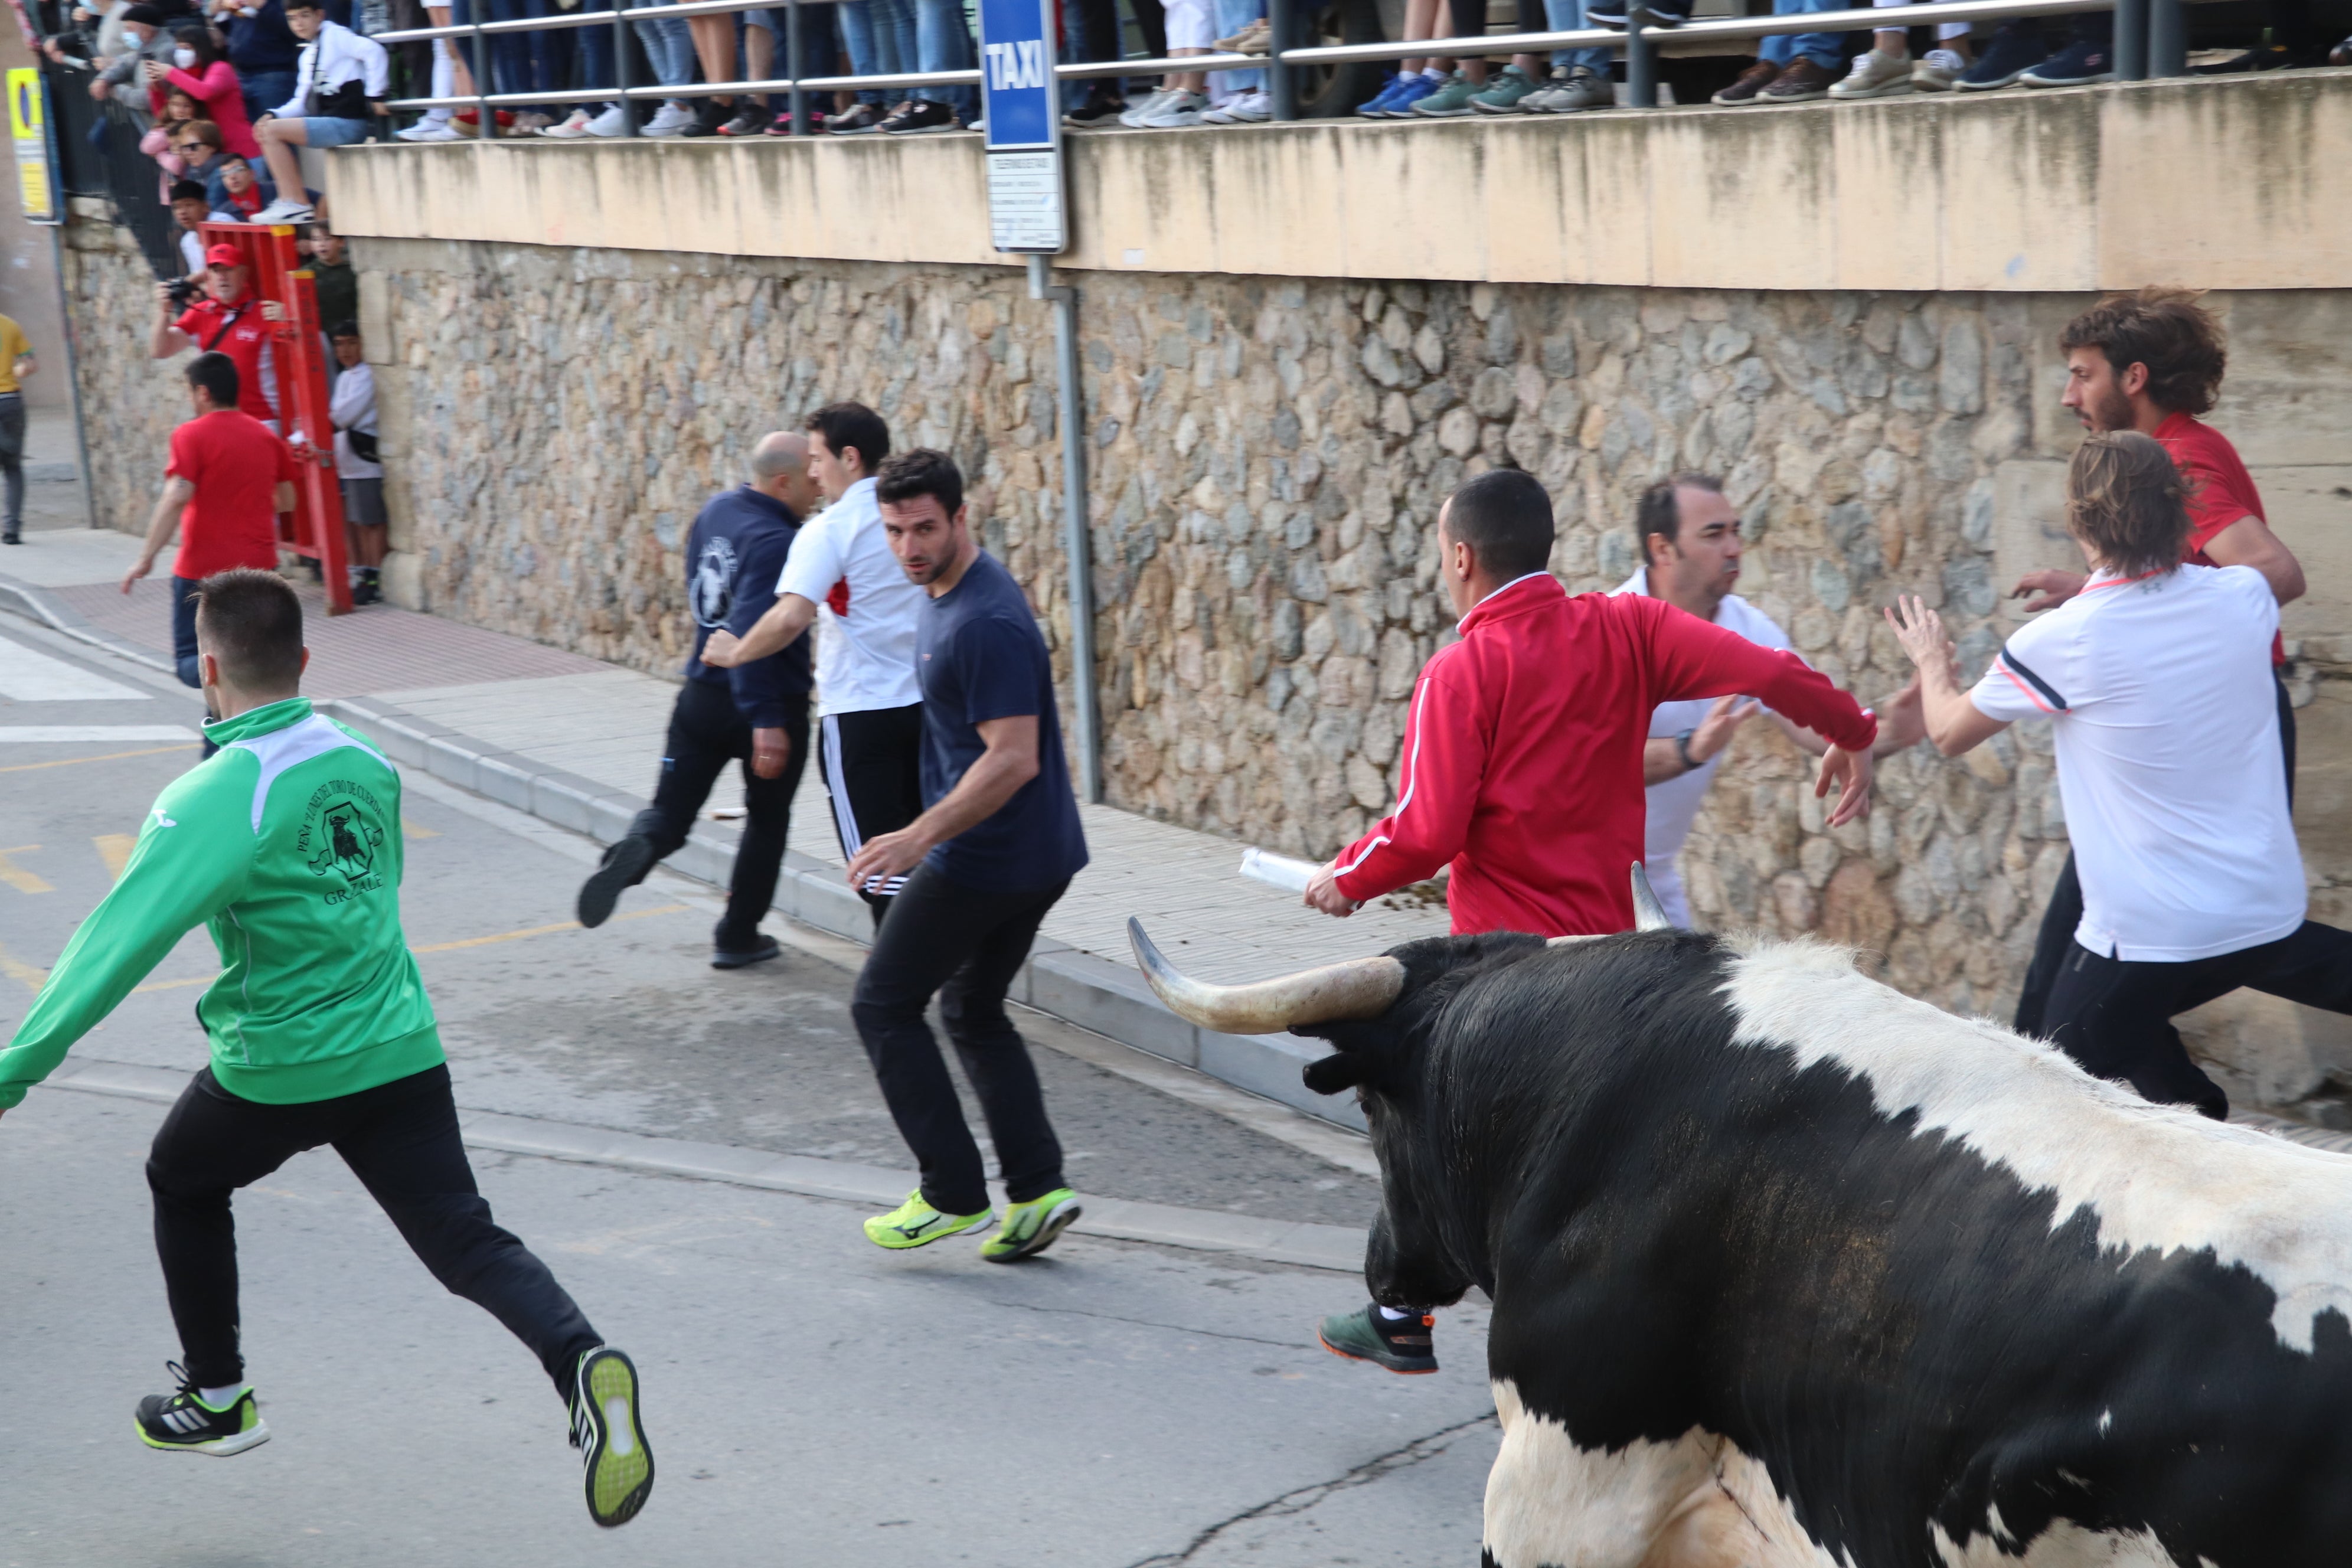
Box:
[135,1363,270,1455]
[1317,1305,1439,1374]
[570,1347,653,1528]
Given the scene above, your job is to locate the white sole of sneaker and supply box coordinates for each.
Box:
[140,1416,272,1456]
[985,1197,1083,1262]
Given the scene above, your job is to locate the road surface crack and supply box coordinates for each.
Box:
[1123,1412,1498,1566]
[985,1296,1308,1348]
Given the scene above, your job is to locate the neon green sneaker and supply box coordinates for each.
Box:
[864,1190,994,1250]
[571,1345,654,1528]
[980,1187,1083,1263]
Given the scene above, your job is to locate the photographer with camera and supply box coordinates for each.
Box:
[152,243,284,427]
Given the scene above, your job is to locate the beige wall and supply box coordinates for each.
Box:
[327,74,2352,295]
[0,25,71,410]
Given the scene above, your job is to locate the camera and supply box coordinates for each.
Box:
[166,276,202,307]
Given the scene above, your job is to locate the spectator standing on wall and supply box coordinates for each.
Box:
[249,0,387,224]
[151,26,262,157]
[152,243,287,427]
[1891,433,2352,1122]
[1121,0,1215,129]
[1413,0,1546,120]
[1711,0,1840,103]
[623,0,699,136]
[831,0,911,135]
[1516,0,1612,113]
[701,402,928,930]
[876,0,975,133]
[1200,1,1270,123]
[119,352,298,690]
[1828,0,1974,95]
[1354,0,1456,117]
[843,449,1090,1266]
[1612,474,1923,926]
[0,315,36,548]
[326,320,383,604]
[1957,14,2112,87]
[306,224,356,331]
[2007,288,2307,1042]
[205,0,302,122]
[576,433,821,968]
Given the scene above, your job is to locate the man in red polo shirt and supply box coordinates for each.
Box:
[149,243,286,426]
[1304,466,1879,1374]
[122,352,298,691]
[2006,288,2308,1038]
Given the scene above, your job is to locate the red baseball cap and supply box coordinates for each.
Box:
[204,243,244,267]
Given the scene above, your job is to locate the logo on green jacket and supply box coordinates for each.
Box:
[302,781,387,901]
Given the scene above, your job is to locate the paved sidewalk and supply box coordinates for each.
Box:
[0,522,1448,1128]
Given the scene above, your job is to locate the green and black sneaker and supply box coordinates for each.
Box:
[980,1187,1083,1263]
[1318,1304,1439,1374]
[863,1190,993,1250]
[570,1346,654,1528]
[134,1363,270,1455]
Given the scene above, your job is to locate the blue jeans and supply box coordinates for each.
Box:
[1540,0,1611,70]
[910,0,971,114]
[1212,0,1263,90]
[171,575,202,688]
[576,0,618,107]
[630,0,695,88]
[838,0,910,104]
[1757,0,1837,68]
[236,66,296,124]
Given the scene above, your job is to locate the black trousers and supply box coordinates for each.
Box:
[816,703,925,927]
[2043,922,2352,1119]
[849,864,1071,1217]
[146,1063,601,1402]
[0,393,24,531]
[631,678,810,952]
[2015,669,2298,1037]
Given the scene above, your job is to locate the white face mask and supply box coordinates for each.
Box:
[172,45,196,66]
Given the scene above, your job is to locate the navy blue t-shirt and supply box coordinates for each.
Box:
[916,550,1089,892]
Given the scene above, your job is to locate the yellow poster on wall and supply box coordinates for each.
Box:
[8,68,57,224]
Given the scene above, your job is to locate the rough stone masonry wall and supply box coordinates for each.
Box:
[65,220,2352,1096]
[61,202,191,534]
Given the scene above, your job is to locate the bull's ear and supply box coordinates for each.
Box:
[1303,1052,1368,1096]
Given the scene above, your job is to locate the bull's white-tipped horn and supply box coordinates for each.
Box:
[1128,917,1406,1035]
[1631,861,1672,932]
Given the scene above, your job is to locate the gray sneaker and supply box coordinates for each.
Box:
[1527,64,1612,112]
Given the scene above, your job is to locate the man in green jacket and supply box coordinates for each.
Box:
[0,569,653,1530]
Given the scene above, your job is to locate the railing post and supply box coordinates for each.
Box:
[1267,0,1295,122]
[615,0,636,133]
[787,0,807,132]
[2147,0,2184,76]
[1624,6,1655,107]
[2113,0,2147,79]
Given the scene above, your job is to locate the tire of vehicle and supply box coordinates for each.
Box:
[1295,0,1392,117]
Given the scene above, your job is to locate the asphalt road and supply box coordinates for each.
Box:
[0,613,1501,1567]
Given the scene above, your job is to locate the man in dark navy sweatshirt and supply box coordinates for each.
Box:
[577,432,819,968]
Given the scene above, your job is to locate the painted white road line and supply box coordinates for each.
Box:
[0,726,200,742]
[0,638,148,701]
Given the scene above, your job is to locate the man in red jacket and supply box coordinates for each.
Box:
[1308,466,1879,1373]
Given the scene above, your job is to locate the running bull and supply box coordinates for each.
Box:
[1129,870,2352,1567]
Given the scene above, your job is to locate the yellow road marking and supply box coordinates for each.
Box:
[93,834,136,881]
[0,847,53,895]
[0,939,47,992]
[403,821,440,839]
[0,744,198,775]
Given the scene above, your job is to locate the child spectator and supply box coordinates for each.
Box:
[208,153,269,219]
[250,0,386,224]
[307,225,355,332]
[327,320,384,605]
[151,24,261,157]
[391,1,482,142]
[169,178,208,277]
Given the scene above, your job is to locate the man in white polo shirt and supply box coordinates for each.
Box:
[702,401,927,926]
[1613,473,1921,926]
[1889,430,2352,1120]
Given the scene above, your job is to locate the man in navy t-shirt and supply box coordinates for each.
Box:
[842,449,1089,1265]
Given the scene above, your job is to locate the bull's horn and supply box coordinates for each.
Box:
[1631,861,1672,932]
[1128,917,1406,1035]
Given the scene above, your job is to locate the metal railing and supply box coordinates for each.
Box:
[373,0,2189,130]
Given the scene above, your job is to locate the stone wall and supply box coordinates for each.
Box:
[64,215,2352,1103]
[61,201,189,531]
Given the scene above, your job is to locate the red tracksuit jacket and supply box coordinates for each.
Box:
[1332,573,1878,937]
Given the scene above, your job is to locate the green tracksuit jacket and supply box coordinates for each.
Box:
[0,697,443,1110]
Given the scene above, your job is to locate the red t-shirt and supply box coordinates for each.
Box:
[173,296,277,423]
[2156,411,2284,665]
[166,410,296,581]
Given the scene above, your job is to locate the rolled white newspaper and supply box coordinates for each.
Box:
[1239,847,1321,894]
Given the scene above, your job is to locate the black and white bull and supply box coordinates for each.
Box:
[1129,873,2352,1567]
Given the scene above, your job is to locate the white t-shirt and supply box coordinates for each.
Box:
[1611,568,1795,927]
[328,360,380,480]
[1970,563,2303,962]
[775,475,926,717]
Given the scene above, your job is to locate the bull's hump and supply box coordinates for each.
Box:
[1722,941,2352,1353]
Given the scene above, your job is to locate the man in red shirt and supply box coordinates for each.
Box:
[2007,288,2308,1037]
[1304,467,1879,1374]
[121,352,298,691]
[149,243,285,426]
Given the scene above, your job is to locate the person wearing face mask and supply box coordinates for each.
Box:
[149,25,262,158]
[93,4,177,116]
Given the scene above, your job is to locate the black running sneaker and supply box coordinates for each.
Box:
[135,1363,270,1455]
[718,103,770,136]
[880,99,959,134]
[1318,1304,1439,1374]
[576,835,656,929]
[710,933,780,970]
[571,1347,653,1528]
[679,98,731,136]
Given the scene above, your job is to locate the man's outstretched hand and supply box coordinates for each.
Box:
[2011,569,2086,615]
[1304,862,1360,918]
[1814,743,1874,828]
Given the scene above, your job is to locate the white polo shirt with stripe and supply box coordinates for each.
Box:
[1969,563,2304,962]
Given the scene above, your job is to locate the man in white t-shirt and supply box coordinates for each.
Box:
[1612,473,1922,926]
[703,401,927,925]
[1889,431,2351,1120]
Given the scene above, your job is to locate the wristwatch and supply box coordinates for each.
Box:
[1675,729,1698,772]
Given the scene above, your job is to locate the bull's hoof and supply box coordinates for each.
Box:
[1317,1305,1440,1374]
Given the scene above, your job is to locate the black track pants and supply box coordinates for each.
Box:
[815,703,924,927]
[632,679,810,951]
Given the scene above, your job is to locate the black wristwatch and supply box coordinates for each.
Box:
[1675,729,1698,772]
